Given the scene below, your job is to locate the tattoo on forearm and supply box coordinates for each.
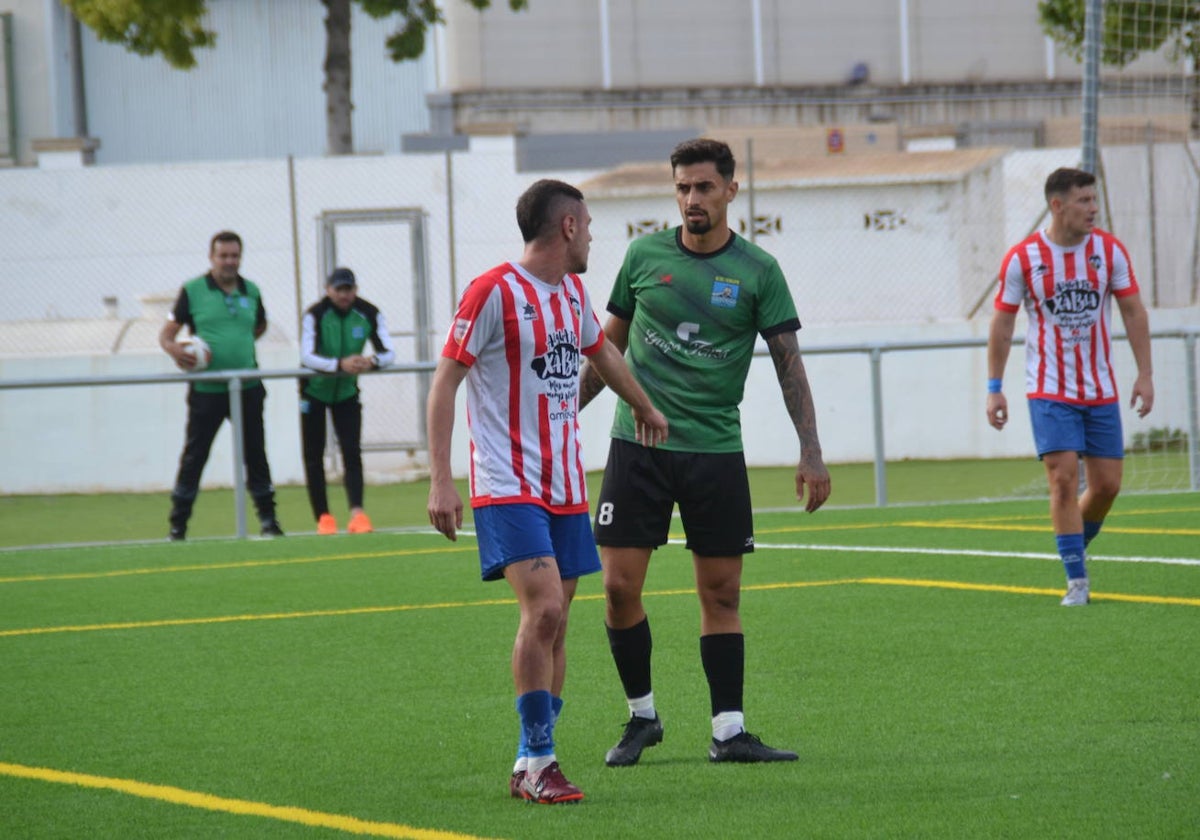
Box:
[767,332,822,455]
[578,363,607,410]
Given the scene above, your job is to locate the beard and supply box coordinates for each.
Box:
[685,216,712,235]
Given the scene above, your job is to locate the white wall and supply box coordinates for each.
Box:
[2,307,1195,494]
[1,140,1196,494]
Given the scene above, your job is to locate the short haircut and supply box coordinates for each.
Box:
[210,230,243,254]
[670,138,736,181]
[1044,168,1096,202]
[516,179,584,243]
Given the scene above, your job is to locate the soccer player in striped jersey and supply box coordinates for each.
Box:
[987,167,1154,606]
[580,138,831,766]
[426,179,668,804]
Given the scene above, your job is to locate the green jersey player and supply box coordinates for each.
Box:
[581,137,831,766]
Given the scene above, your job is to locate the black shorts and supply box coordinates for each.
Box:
[593,438,754,557]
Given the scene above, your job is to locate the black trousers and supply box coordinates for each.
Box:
[169,384,276,529]
[300,395,364,520]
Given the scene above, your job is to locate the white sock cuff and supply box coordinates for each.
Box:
[712,711,745,741]
[628,692,656,718]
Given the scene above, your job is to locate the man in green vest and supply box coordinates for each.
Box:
[300,268,396,535]
[159,230,284,540]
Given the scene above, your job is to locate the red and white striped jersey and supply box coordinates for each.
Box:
[995,228,1139,405]
[441,262,604,512]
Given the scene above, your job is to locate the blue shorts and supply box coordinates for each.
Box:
[473,504,601,583]
[1028,399,1124,459]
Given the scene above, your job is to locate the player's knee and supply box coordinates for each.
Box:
[525,599,565,642]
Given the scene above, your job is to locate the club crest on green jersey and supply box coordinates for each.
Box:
[711,278,740,308]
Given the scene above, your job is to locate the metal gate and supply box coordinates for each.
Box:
[315,208,432,455]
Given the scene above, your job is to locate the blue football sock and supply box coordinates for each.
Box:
[1056,533,1087,580]
[515,694,561,761]
[1083,520,1102,547]
[516,690,555,757]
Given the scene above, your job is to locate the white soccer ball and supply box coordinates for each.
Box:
[182,335,212,372]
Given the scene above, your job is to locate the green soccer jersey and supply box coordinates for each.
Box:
[174,274,266,393]
[609,228,800,452]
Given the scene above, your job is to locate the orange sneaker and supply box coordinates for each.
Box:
[316,513,337,536]
[347,511,373,534]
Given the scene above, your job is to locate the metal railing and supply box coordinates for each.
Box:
[2,327,1196,536]
[0,363,434,539]
[756,327,1200,506]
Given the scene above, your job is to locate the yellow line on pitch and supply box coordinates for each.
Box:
[5,576,1197,640]
[0,598,519,638]
[855,577,1200,606]
[0,761,498,840]
[0,546,474,584]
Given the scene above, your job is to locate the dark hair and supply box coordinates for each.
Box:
[516,179,585,243]
[210,230,243,254]
[1044,168,1096,202]
[670,138,736,181]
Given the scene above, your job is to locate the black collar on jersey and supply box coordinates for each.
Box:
[675,227,737,260]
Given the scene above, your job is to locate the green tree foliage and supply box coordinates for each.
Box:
[63,0,529,69]
[1038,0,1200,66]
[361,0,528,62]
[63,0,214,69]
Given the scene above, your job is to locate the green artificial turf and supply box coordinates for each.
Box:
[1,492,1197,838]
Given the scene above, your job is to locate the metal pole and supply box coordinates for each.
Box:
[898,0,911,85]
[1081,0,1102,174]
[1186,333,1200,491]
[288,154,304,336]
[870,346,888,506]
[751,0,764,86]
[68,12,88,137]
[446,148,459,306]
[228,377,248,539]
[1145,121,1159,307]
[746,138,756,244]
[599,0,612,89]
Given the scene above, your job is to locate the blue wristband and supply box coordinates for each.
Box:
[987,378,1002,394]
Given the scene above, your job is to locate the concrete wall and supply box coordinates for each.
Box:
[443,0,1182,90]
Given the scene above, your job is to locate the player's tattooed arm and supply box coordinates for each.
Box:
[579,314,632,410]
[767,330,831,511]
[767,332,821,452]
[579,362,607,410]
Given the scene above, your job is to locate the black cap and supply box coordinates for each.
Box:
[328,267,356,288]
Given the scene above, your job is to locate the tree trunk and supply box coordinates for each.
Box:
[1192,71,1199,139]
[323,0,353,155]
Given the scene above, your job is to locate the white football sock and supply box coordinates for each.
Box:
[712,711,745,742]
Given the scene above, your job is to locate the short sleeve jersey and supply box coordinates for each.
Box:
[995,228,1138,405]
[440,262,605,513]
[171,274,267,393]
[608,228,800,452]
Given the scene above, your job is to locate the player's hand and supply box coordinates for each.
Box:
[427,479,464,541]
[796,454,831,513]
[632,406,669,447]
[172,343,198,371]
[1130,374,1154,418]
[340,355,372,374]
[986,392,1008,430]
